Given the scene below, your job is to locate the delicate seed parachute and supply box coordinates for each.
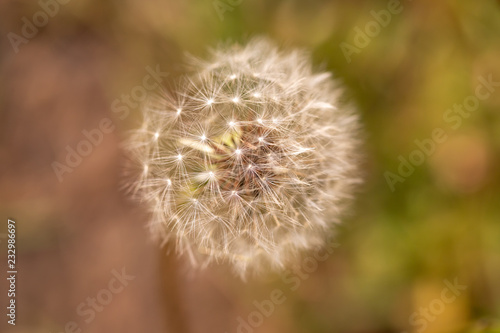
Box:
[124,38,361,277]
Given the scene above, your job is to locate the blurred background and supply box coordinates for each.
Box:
[1,0,500,332]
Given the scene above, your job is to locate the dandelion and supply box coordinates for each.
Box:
[124,38,362,277]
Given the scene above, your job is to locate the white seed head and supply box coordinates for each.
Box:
[124,38,362,278]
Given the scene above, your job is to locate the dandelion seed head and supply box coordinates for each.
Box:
[124,38,362,278]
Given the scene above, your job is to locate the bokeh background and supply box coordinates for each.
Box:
[1,0,500,332]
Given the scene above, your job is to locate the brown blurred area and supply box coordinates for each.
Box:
[0,1,176,332]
